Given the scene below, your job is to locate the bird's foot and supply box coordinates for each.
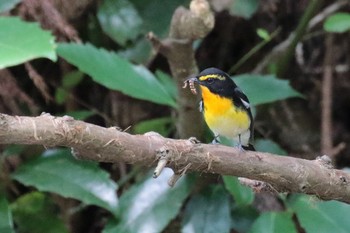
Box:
[235,143,246,153]
[211,134,220,144]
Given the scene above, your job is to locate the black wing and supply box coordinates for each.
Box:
[234,87,254,141]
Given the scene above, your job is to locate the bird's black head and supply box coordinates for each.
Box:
[196,67,236,97]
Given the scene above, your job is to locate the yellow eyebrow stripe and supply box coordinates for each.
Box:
[198,74,226,81]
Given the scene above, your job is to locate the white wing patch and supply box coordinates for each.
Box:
[240,98,250,109]
[199,100,204,112]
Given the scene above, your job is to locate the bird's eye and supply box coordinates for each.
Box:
[207,78,214,84]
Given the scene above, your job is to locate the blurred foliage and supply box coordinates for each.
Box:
[104,169,195,233]
[182,185,231,233]
[12,149,118,215]
[11,192,68,233]
[57,43,177,107]
[229,0,259,19]
[1,0,350,233]
[0,195,15,233]
[323,12,350,33]
[0,17,57,69]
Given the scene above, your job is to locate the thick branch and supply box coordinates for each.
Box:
[1,113,350,203]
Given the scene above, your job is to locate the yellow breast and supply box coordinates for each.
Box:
[200,86,250,138]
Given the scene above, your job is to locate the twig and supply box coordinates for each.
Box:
[228,28,281,74]
[321,35,334,156]
[254,0,346,74]
[25,63,52,103]
[277,0,324,78]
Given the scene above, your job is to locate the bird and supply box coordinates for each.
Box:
[184,67,255,150]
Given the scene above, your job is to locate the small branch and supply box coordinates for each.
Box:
[276,0,324,78]
[24,63,52,103]
[254,0,346,74]
[1,113,350,203]
[228,28,281,74]
[321,35,334,156]
[238,177,279,194]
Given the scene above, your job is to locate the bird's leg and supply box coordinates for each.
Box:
[237,134,245,152]
[211,134,220,144]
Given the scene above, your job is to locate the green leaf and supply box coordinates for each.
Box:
[231,205,259,232]
[288,195,350,233]
[0,195,14,233]
[0,17,57,69]
[131,0,187,37]
[234,74,302,105]
[57,43,176,107]
[12,149,118,215]
[324,13,350,33]
[230,0,259,19]
[97,0,143,45]
[2,145,25,157]
[155,70,177,100]
[63,110,95,120]
[62,70,84,88]
[133,117,174,137]
[55,87,68,105]
[182,185,231,233]
[11,192,68,233]
[256,28,270,41]
[223,176,254,206]
[0,0,20,12]
[118,38,152,64]
[104,169,196,233]
[249,212,297,233]
[254,139,287,155]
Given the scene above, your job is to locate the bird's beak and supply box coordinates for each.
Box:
[184,74,198,83]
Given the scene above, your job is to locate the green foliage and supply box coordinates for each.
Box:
[230,0,259,19]
[63,110,95,120]
[133,117,174,137]
[223,176,254,206]
[131,0,188,37]
[12,149,118,216]
[324,13,350,33]
[231,205,259,232]
[249,212,297,233]
[234,74,303,106]
[97,0,143,45]
[2,145,25,158]
[0,195,14,233]
[288,195,350,233]
[57,43,177,107]
[182,185,231,233]
[256,28,271,41]
[0,17,57,69]
[104,169,196,233]
[55,70,84,105]
[255,139,287,155]
[11,192,68,233]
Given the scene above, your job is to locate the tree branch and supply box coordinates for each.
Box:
[147,0,214,139]
[1,113,350,203]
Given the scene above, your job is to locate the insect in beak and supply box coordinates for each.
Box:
[183,75,198,95]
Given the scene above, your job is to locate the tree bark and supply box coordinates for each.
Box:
[1,113,350,204]
[148,0,214,139]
